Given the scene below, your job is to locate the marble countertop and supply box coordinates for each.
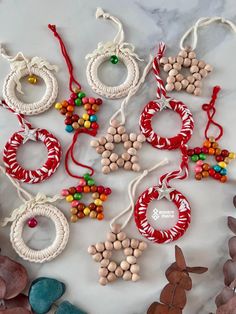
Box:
[0,0,236,313]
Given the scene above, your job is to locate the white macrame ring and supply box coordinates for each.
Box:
[3,66,58,115]
[86,51,139,99]
[10,203,69,263]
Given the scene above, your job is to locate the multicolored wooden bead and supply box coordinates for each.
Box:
[61,173,112,222]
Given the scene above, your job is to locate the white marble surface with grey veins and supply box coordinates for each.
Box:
[0,0,236,313]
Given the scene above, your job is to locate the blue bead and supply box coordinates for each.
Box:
[213,165,221,172]
[89,114,97,122]
[65,125,74,133]
[56,301,87,314]
[220,168,227,175]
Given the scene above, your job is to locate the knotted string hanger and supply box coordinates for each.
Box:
[202,85,223,141]
[48,24,81,92]
[180,17,236,50]
[0,100,31,129]
[110,158,169,230]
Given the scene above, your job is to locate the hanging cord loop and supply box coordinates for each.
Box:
[0,100,31,129]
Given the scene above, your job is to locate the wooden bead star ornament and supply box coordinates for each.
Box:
[0,100,61,184]
[187,86,235,183]
[48,24,103,133]
[0,43,58,115]
[160,17,236,95]
[86,8,143,99]
[88,159,168,285]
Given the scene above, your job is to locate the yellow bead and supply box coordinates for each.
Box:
[218,161,227,169]
[66,195,74,202]
[55,102,62,110]
[28,75,37,84]
[83,207,91,216]
[229,152,236,159]
[84,121,91,128]
[94,199,103,206]
[82,113,89,121]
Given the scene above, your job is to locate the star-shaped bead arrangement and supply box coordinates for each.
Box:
[61,173,112,222]
[90,120,146,174]
[19,124,37,144]
[88,223,147,285]
[187,137,236,182]
[160,49,213,96]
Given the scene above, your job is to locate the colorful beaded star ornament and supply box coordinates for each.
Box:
[60,128,112,222]
[0,100,61,184]
[90,58,152,174]
[86,8,143,99]
[187,86,235,182]
[48,24,103,133]
[0,165,69,263]
[160,17,236,95]
[0,44,58,115]
[88,159,168,286]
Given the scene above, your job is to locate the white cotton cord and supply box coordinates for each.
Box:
[110,158,169,230]
[109,54,153,126]
[180,16,236,50]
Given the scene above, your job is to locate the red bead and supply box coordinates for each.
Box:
[187,149,194,156]
[87,109,96,115]
[216,155,224,162]
[214,173,221,180]
[68,98,75,105]
[66,112,73,118]
[96,98,103,105]
[28,218,38,228]
[91,122,99,129]
[221,149,229,157]
[209,169,215,176]
[60,108,67,115]
[194,147,202,154]
[65,118,72,125]
[76,186,83,193]
[202,147,209,154]
[97,186,104,194]
[71,92,78,99]
[104,187,112,195]
[72,114,79,121]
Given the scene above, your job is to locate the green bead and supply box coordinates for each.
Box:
[199,153,206,160]
[87,179,95,186]
[74,193,82,200]
[191,154,199,162]
[110,55,119,64]
[78,92,86,99]
[75,98,82,106]
[83,173,91,181]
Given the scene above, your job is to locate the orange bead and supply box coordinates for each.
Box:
[97,213,104,220]
[202,163,210,171]
[67,105,74,112]
[84,103,91,110]
[203,140,211,148]
[83,185,90,193]
[212,142,219,148]
[62,100,68,107]
[202,171,209,178]
[208,148,215,155]
[100,194,107,201]
[220,176,227,183]
[215,148,222,155]
[195,173,202,180]
[96,205,103,213]
[92,104,99,111]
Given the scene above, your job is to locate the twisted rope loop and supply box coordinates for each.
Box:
[0,100,31,129]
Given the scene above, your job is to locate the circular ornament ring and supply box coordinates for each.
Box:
[3,66,58,115]
[3,128,61,184]
[140,99,194,150]
[134,186,191,244]
[10,203,69,263]
[86,51,139,99]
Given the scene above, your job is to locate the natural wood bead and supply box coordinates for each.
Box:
[131,156,139,163]
[102,166,110,174]
[165,83,174,91]
[193,72,201,81]
[168,56,176,64]
[188,51,196,59]
[137,134,146,142]
[99,137,107,145]
[101,158,110,166]
[108,261,117,272]
[90,140,99,147]
[181,79,189,89]
[166,76,175,84]
[107,232,116,242]
[117,126,125,134]
[93,253,102,262]
[131,239,139,249]
[169,69,178,77]
[194,80,202,87]
[114,134,121,143]
[178,50,188,58]
[133,141,142,150]
[132,163,141,172]
[187,75,195,84]
[110,119,120,128]
[111,224,121,234]
[122,238,130,248]
[107,127,116,135]
[92,192,100,199]
[123,270,132,281]
[205,64,213,72]
[99,277,108,286]
[194,87,201,96]
[99,267,108,277]
[132,274,140,282]
[96,242,105,252]
[122,152,131,161]
[100,259,110,267]
[105,134,113,142]
[173,63,181,71]
[160,57,168,64]
[174,82,182,91]
[176,74,184,82]
[105,241,113,250]
[124,161,132,170]
[129,133,137,141]
[127,148,137,156]
[127,255,137,264]
[113,240,122,250]
[133,249,142,257]
[163,64,172,72]
[186,84,195,94]
[176,56,184,65]
[121,133,129,141]
[199,69,208,77]
[120,260,130,271]
[190,65,199,73]
[115,267,124,277]
[139,241,147,251]
[110,162,118,172]
[117,232,127,241]
[124,141,132,149]
[183,58,191,67]
[107,272,117,282]
[103,250,112,259]
[198,60,206,69]
[71,208,78,215]
[124,247,133,256]
[191,58,198,66]
[105,142,114,151]
[130,264,140,274]
[96,146,105,154]
[117,158,124,167]
[110,153,118,162]
[88,245,96,255]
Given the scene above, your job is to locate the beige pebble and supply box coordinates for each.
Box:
[99,277,108,286]
[193,72,201,81]
[127,147,137,156]
[122,238,130,248]
[163,64,172,72]
[198,60,206,69]
[117,126,126,134]
[186,84,195,94]
[160,57,168,64]
[137,134,146,143]
[107,272,117,282]
[191,58,198,66]
[105,134,114,142]
[187,75,195,84]
[100,259,110,267]
[114,134,121,143]
[205,64,213,72]
[168,56,176,64]
[133,141,142,150]
[96,146,105,154]
[90,140,99,148]
[124,141,132,149]
[110,120,120,128]
[124,161,132,170]
[93,253,102,262]
[190,65,199,73]
[110,153,118,162]
[139,241,148,251]
[178,50,188,58]
[166,76,175,84]
[165,83,174,92]
[120,260,130,271]
[105,142,114,151]
[199,68,208,78]
[88,245,96,255]
[105,241,113,250]
[103,250,112,259]
[131,156,139,163]
[176,74,184,82]
[121,133,129,141]
[127,255,137,264]
[132,163,141,172]
[98,137,107,145]
[188,51,196,59]
[129,133,137,141]
[173,63,181,71]
[117,231,127,241]
[176,56,184,64]
[117,158,125,167]
[101,158,110,166]
[169,69,178,77]
[132,274,140,282]
[174,82,182,91]
[102,166,110,174]
[194,80,202,87]
[124,247,133,256]
[113,240,122,250]
[181,79,189,89]
[131,239,139,249]
[133,249,142,257]
[111,224,121,234]
[95,242,105,252]
[122,152,131,161]
[130,264,140,274]
[194,87,201,96]
[123,270,132,281]
[108,261,117,272]
[107,232,117,242]
[99,267,108,277]
[115,266,124,277]
[183,58,191,67]
[108,127,116,135]
[110,163,118,171]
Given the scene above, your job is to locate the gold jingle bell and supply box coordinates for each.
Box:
[28,75,37,84]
